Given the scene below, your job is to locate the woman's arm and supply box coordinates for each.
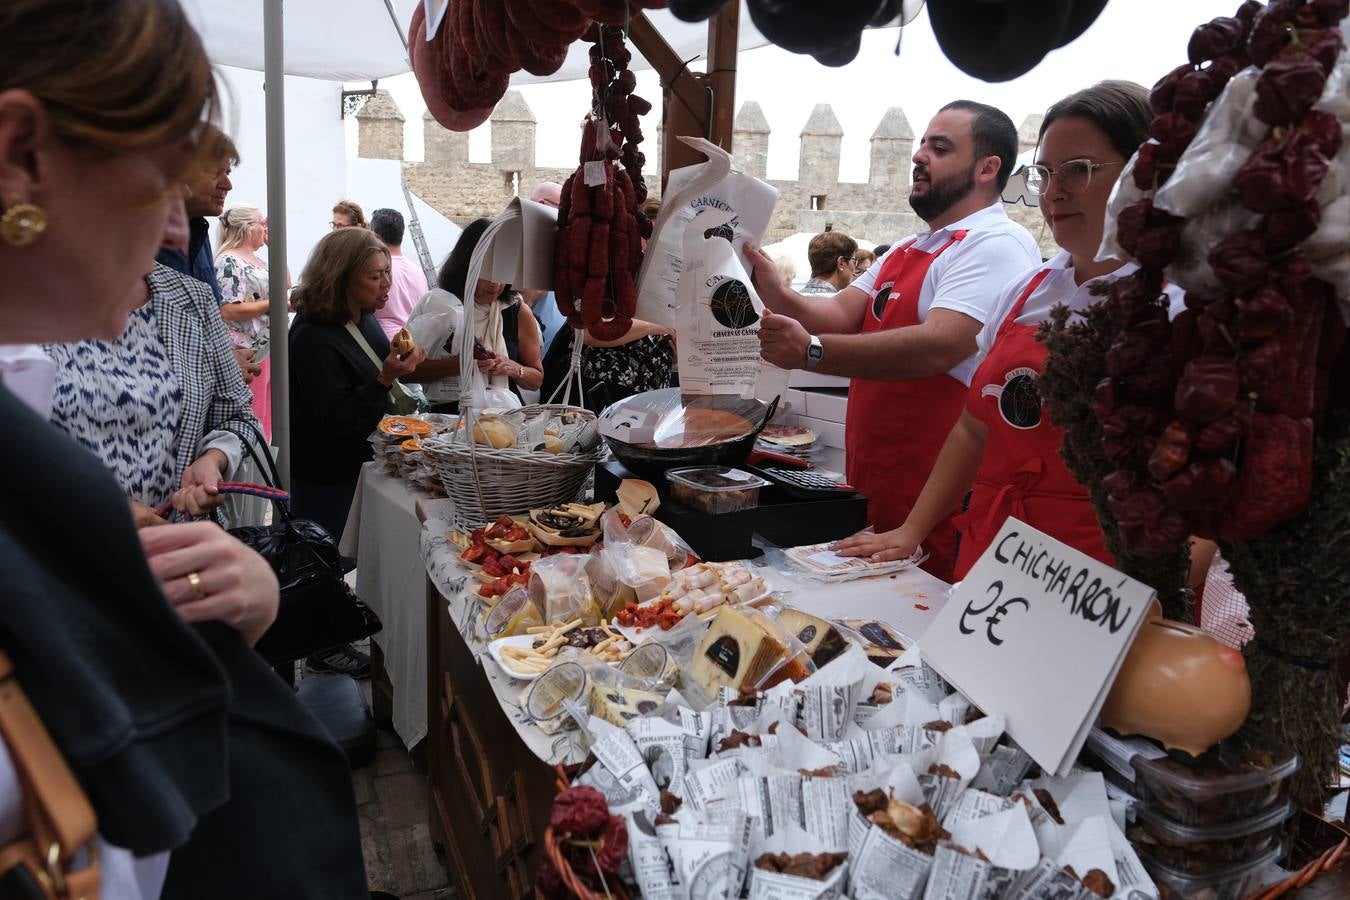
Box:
[508,303,545,391]
[833,410,989,561]
[405,354,461,384]
[219,299,270,321]
[580,318,673,348]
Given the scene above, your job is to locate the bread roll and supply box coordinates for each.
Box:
[473,418,516,449]
[391,327,416,358]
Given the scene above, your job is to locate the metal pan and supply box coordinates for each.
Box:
[600,389,781,480]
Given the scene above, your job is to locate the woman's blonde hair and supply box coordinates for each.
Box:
[291,228,390,325]
[217,205,263,255]
[1,0,216,176]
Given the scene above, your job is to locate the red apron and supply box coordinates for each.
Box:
[846,231,968,582]
[951,268,1113,581]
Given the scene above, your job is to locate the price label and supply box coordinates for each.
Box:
[919,518,1154,776]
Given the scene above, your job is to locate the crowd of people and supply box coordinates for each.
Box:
[0,0,1265,896]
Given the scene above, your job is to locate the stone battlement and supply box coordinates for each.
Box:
[356,90,1055,255]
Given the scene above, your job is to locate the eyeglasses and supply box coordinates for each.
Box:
[850,256,870,268]
[330,221,349,230]
[1024,158,1123,196]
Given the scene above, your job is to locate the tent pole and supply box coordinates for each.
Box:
[264,0,290,485]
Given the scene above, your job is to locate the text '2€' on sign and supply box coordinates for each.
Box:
[918,518,1155,777]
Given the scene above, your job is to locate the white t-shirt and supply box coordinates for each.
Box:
[850,202,1041,385]
[974,251,1188,355]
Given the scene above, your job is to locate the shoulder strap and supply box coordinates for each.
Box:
[0,652,100,898]
[344,321,384,369]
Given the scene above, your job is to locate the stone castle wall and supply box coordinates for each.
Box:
[355,90,1056,257]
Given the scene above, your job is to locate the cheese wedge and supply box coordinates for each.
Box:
[590,684,666,727]
[839,618,908,667]
[777,608,849,668]
[688,607,791,696]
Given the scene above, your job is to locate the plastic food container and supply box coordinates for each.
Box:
[1139,840,1284,900]
[1129,798,1294,870]
[665,466,769,515]
[1130,738,1300,826]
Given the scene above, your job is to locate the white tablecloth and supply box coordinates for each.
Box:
[420,519,952,766]
[341,463,433,748]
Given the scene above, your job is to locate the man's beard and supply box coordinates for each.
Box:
[908,162,977,222]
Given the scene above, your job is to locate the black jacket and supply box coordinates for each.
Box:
[289,311,392,484]
[0,384,367,898]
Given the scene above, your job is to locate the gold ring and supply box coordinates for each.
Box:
[186,571,206,601]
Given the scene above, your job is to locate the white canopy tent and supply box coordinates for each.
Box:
[179,0,781,481]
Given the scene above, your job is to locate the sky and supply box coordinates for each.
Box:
[361,0,1242,184]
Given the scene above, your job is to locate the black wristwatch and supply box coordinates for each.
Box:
[805,335,824,371]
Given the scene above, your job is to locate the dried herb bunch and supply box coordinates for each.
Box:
[1037,283,1192,619]
[1223,410,1350,806]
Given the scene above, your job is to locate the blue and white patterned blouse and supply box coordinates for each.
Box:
[47,304,184,507]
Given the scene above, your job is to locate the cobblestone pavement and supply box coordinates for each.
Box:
[355,725,456,900]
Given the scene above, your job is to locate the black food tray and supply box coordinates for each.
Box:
[594,461,867,563]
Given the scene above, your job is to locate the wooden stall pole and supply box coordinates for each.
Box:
[629,7,741,185]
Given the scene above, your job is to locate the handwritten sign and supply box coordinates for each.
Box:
[920,518,1155,776]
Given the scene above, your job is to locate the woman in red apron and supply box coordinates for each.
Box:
[835,81,1160,579]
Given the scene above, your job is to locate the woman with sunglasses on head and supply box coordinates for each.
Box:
[0,1,367,896]
[835,81,1182,577]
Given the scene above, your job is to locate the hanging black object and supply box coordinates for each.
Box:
[746,0,888,55]
[668,0,732,22]
[927,0,1110,81]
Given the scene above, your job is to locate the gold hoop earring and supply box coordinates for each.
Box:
[1,200,47,248]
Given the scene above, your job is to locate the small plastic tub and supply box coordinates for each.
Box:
[1129,738,1300,826]
[1129,798,1294,870]
[665,466,769,515]
[1139,840,1285,900]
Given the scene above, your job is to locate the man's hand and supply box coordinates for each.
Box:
[757,309,811,371]
[232,346,261,383]
[743,243,790,311]
[171,449,229,517]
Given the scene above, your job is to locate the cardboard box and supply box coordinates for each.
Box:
[803,388,849,424]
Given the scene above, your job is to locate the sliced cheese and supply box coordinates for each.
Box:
[590,684,666,727]
[839,618,908,667]
[688,606,790,696]
[777,607,849,668]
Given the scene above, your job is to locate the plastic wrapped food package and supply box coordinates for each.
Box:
[665,465,769,514]
[528,552,601,625]
[598,386,768,457]
[1154,67,1262,218]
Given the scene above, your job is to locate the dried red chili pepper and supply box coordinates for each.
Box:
[1309,0,1350,27]
[1132,141,1161,191]
[1133,217,1184,269]
[1175,355,1240,424]
[1299,110,1343,157]
[1115,200,1152,257]
[1188,16,1247,64]
[1149,112,1200,160]
[1196,413,1244,454]
[1173,67,1225,120]
[1148,421,1193,481]
[1235,133,1329,213]
[1237,286,1293,340]
[1150,63,1195,116]
[1102,469,1137,500]
[1160,458,1239,511]
[1092,377,1120,422]
[1292,26,1346,75]
[1254,56,1331,125]
[1110,488,1192,556]
[1246,0,1297,67]
[1105,330,1158,378]
[1264,199,1322,250]
[594,815,629,874]
[550,785,610,835]
[1208,230,1269,294]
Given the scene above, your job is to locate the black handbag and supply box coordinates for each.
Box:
[225,427,382,665]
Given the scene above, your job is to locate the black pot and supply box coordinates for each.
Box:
[600,390,780,480]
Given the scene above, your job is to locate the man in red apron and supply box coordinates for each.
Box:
[748,101,1041,580]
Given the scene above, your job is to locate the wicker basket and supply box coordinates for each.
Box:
[541,766,631,900]
[422,404,603,529]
